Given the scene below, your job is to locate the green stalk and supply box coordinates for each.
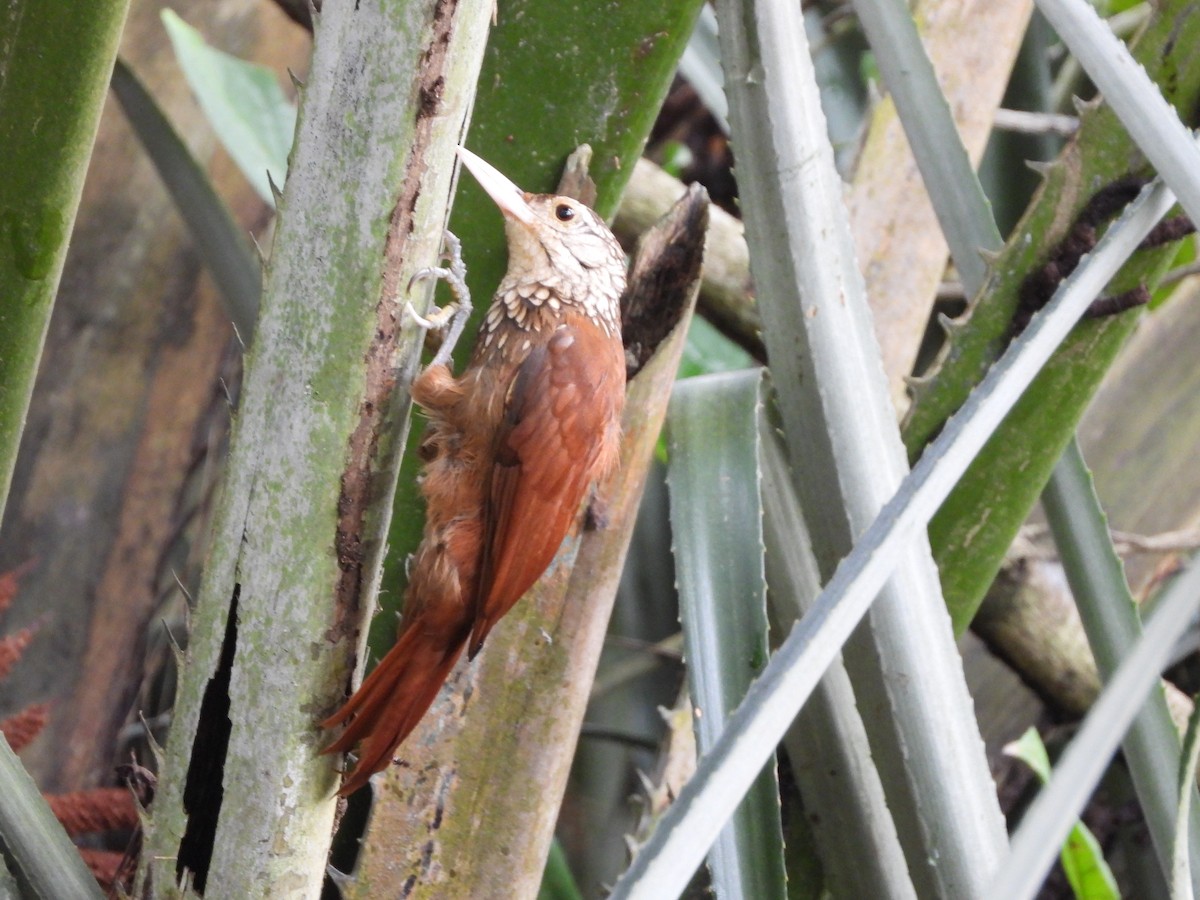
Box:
[0,0,131,515]
[0,2,129,893]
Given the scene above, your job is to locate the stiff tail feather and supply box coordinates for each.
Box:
[322,622,466,796]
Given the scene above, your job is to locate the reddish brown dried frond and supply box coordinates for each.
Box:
[0,702,49,752]
[0,559,36,616]
[46,788,139,836]
[0,626,37,681]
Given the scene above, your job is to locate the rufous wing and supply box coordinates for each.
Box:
[468,322,624,656]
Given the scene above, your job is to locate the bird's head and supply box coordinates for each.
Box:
[456,146,626,332]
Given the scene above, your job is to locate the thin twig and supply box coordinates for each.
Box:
[1112,527,1200,555]
[993,108,1079,137]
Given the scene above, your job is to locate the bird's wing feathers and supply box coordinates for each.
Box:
[469,324,622,655]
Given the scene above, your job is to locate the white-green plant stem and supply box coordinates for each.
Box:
[609,156,1182,900]
[1042,439,1200,889]
[1046,4,1150,115]
[760,423,916,900]
[1036,0,1200,225]
[989,551,1200,899]
[713,0,1004,894]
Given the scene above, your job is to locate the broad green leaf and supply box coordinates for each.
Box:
[666,369,787,900]
[162,9,296,207]
[654,316,753,464]
[1061,825,1120,900]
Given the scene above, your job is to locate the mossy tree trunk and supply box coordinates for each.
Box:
[142,1,495,894]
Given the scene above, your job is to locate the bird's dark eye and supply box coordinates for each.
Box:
[555,204,575,222]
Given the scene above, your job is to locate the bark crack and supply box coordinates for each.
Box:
[176,586,240,893]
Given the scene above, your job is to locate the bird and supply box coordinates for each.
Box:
[322,147,628,796]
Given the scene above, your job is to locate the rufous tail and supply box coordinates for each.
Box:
[322,621,466,796]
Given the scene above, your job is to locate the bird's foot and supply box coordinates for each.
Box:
[405,230,473,368]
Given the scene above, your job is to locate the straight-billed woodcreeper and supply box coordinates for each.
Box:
[322,147,627,795]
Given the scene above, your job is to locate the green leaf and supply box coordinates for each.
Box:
[538,838,584,900]
[1061,824,1120,900]
[1004,727,1119,900]
[677,315,755,380]
[0,0,131,517]
[666,369,787,900]
[1004,726,1052,782]
[161,9,296,207]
